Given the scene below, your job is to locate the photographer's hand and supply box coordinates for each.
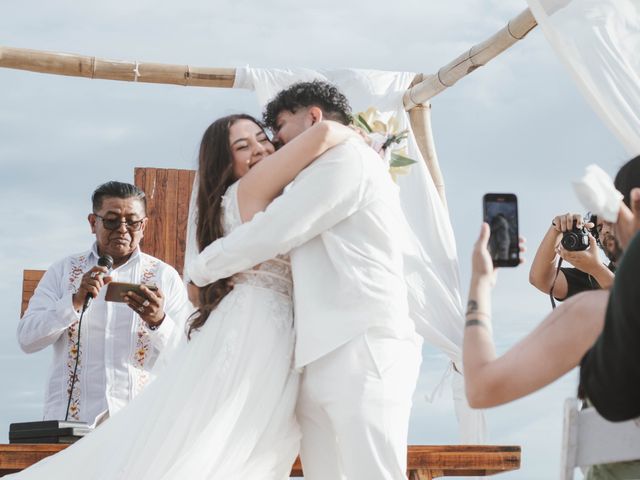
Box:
[530,218,569,297]
[552,212,584,232]
[557,235,614,289]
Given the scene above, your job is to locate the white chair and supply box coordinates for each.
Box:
[560,398,640,479]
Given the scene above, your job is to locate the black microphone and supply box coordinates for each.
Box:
[82,255,114,312]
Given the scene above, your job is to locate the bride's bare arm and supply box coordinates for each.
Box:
[237,121,357,222]
[463,223,607,408]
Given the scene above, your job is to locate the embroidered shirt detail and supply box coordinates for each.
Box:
[65,254,89,420]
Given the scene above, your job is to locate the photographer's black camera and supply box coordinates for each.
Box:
[561,221,590,251]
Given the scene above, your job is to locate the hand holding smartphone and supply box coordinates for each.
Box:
[105,282,158,303]
[483,193,519,267]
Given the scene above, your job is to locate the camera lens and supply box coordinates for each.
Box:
[561,233,579,250]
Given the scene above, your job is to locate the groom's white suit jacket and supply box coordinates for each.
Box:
[189,137,419,368]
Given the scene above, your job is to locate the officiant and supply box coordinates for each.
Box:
[17,181,192,425]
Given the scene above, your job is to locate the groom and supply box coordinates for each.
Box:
[188,80,422,479]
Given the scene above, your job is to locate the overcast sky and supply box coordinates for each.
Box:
[0,1,628,478]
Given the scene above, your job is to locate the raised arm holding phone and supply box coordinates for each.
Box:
[464,156,640,417]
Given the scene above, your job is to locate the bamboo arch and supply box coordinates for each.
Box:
[0,8,538,206]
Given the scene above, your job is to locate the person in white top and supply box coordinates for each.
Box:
[188,81,423,480]
[18,181,192,424]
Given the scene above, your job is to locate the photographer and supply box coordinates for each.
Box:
[529,213,618,301]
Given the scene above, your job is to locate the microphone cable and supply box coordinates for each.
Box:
[64,255,113,421]
[64,306,87,421]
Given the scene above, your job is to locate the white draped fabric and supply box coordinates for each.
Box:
[527,0,640,155]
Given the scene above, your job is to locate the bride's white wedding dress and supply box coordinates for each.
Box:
[9,181,300,479]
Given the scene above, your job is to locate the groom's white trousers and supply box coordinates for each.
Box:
[296,328,422,480]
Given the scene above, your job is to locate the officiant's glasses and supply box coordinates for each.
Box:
[95,215,146,231]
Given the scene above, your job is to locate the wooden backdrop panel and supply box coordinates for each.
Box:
[134,167,196,276]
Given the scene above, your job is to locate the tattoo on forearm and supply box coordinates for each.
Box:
[465,318,489,329]
[466,300,479,316]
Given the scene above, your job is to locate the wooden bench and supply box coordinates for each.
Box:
[16,167,521,477]
[0,444,521,478]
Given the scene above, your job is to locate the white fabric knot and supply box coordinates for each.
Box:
[367,132,387,155]
[572,164,623,222]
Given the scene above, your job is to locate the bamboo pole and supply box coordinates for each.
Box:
[403,8,537,109]
[0,46,236,87]
[408,99,447,209]
[2,8,538,97]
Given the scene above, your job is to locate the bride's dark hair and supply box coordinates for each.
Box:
[187,113,265,339]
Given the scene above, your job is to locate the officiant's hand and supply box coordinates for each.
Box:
[73,266,112,311]
[124,285,166,329]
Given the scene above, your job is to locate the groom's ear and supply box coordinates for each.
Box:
[308,106,324,125]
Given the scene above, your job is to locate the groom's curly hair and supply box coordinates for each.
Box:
[263,80,352,130]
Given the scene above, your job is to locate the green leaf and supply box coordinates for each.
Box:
[394,131,409,142]
[354,114,373,133]
[382,130,409,150]
[390,152,417,167]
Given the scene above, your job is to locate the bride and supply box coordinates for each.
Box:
[8,114,358,479]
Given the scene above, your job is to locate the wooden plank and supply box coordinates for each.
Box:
[152,169,168,264]
[407,445,521,471]
[164,169,179,269]
[142,168,159,260]
[175,169,195,275]
[133,168,146,201]
[135,167,148,254]
[0,444,67,474]
[0,444,521,477]
[22,280,40,292]
[290,446,521,477]
[23,270,45,282]
[135,167,195,273]
[21,270,45,317]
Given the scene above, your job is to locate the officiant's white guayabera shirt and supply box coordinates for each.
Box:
[189,137,420,368]
[18,244,192,424]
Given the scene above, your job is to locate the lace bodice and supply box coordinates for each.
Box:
[221,182,293,297]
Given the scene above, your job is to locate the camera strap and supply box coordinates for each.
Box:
[549,257,564,310]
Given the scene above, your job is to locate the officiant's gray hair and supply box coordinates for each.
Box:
[263,80,352,130]
[92,181,146,213]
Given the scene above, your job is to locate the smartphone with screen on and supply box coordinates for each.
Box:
[105,282,158,303]
[483,193,519,267]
